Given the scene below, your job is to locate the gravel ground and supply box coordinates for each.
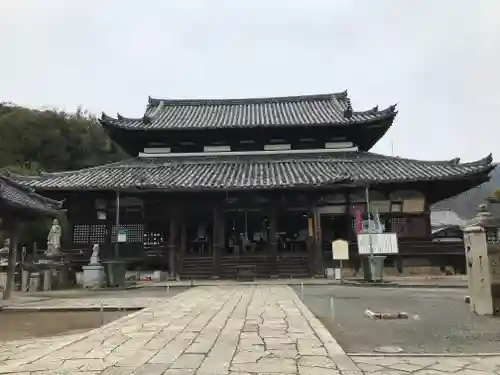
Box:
[294,285,500,354]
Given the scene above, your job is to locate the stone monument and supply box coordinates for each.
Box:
[41,218,62,291]
[462,204,500,316]
[47,218,62,256]
[82,244,105,288]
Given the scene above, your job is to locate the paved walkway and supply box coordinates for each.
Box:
[352,355,500,374]
[0,285,498,374]
[0,286,358,374]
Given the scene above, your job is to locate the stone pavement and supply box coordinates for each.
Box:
[352,355,500,374]
[0,285,359,374]
[0,285,499,374]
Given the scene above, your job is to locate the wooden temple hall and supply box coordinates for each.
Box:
[13,92,495,279]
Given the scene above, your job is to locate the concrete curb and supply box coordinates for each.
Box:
[0,306,143,312]
[364,309,409,320]
[289,286,362,373]
[349,352,500,357]
[343,282,466,289]
[139,280,467,289]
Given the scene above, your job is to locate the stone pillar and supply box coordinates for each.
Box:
[212,205,224,278]
[313,207,324,277]
[268,205,278,278]
[168,210,178,278]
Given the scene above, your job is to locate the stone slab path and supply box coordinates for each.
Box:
[0,285,499,374]
[0,285,358,374]
[352,355,500,374]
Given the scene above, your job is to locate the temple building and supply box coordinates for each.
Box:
[12,92,495,278]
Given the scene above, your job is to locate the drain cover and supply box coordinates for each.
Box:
[373,346,404,354]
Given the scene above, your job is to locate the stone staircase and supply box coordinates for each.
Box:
[179,256,213,280]
[179,253,311,280]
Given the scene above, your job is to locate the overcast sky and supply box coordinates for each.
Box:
[1,0,499,162]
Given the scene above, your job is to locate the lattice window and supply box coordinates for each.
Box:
[90,224,107,244]
[73,225,90,244]
[111,224,144,243]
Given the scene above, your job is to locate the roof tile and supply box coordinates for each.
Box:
[13,152,495,191]
[0,174,63,215]
[101,92,397,130]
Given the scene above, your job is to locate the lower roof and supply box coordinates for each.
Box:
[10,151,495,192]
[0,174,63,216]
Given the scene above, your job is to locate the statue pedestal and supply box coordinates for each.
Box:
[82,264,105,289]
[29,273,40,292]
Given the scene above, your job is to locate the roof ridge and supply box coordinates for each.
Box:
[365,153,494,166]
[147,92,347,107]
[20,158,138,178]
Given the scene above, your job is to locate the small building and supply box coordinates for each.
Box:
[13,92,495,278]
[0,173,62,218]
[0,173,63,298]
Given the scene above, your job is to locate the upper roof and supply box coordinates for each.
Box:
[11,152,494,193]
[100,91,397,131]
[0,174,63,216]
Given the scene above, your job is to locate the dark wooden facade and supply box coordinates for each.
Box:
[12,92,495,278]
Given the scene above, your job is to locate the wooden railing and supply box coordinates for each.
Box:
[322,239,464,257]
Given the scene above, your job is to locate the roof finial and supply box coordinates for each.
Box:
[117,113,123,120]
[142,115,151,125]
[343,103,353,119]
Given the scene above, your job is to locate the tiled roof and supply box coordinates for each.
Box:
[12,152,495,191]
[430,208,466,228]
[0,174,63,215]
[100,92,397,130]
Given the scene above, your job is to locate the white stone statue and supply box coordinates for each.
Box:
[46,218,62,255]
[90,244,100,265]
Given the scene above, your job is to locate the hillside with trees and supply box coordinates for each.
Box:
[0,102,126,175]
[0,102,127,246]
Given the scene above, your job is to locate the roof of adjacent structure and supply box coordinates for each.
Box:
[11,152,495,191]
[0,174,63,215]
[430,208,467,228]
[100,91,397,131]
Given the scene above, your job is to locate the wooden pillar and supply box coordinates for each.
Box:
[313,207,324,276]
[307,213,315,275]
[168,209,178,278]
[268,205,278,277]
[212,205,224,278]
[3,220,23,300]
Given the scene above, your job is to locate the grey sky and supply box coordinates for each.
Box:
[1,0,499,162]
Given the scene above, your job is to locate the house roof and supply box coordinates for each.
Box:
[100,91,397,131]
[430,208,467,228]
[11,152,495,192]
[0,174,63,216]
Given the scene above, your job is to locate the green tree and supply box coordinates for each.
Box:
[0,102,127,249]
